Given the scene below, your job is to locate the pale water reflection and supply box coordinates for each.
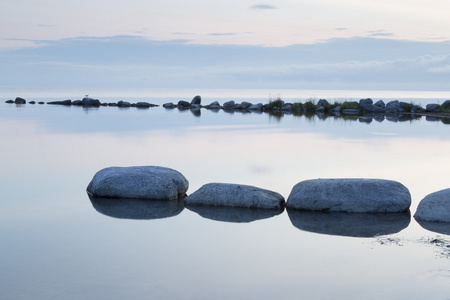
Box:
[89,196,184,220]
[1,94,450,299]
[287,209,411,237]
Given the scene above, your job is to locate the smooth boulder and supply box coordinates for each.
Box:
[414,188,450,222]
[286,178,411,213]
[185,183,285,209]
[87,166,189,200]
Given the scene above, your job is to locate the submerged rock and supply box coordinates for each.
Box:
[414,188,450,222]
[286,178,411,213]
[185,183,285,209]
[87,166,189,200]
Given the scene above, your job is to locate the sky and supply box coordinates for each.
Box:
[1,0,450,91]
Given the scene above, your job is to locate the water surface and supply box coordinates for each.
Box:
[1,89,450,299]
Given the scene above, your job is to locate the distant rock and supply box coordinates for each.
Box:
[414,188,450,222]
[185,183,285,209]
[136,102,156,108]
[359,98,373,106]
[206,101,221,110]
[191,95,201,105]
[223,100,236,110]
[248,103,263,111]
[163,102,176,108]
[374,100,386,108]
[72,100,82,106]
[82,97,101,107]
[87,166,189,200]
[317,99,329,107]
[426,103,440,112]
[15,97,26,104]
[117,101,131,108]
[385,100,403,113]
[47,100,72,105]
[177,100,190,108]
[362,104,385,113]
[5,100,14,104]
[286,178,411,213]
[29,101,36,104]
[38,101,45,105]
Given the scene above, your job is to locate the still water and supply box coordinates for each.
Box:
[1,88,450,299]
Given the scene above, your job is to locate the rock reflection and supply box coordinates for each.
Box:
[287,208,410,237]
[186,205,284,223]
[89,195,184,220]
[416,220,450,235]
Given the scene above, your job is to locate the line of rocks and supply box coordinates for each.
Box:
[87,166,450,235]
[5,95,450,116]
[162,96,450,115]
[5,97,159,108]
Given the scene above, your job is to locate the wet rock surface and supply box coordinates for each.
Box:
[87,166,189,200]
[185,183,285,209]
[414,188,450,222]
[286,178,411,213]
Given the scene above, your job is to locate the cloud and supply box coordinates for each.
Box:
[250,4,277,10]
[335,28,348,31]
[367,30,394,37]
[1,35,450,90]
[208,33,238,36]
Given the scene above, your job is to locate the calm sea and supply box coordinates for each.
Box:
[1,87,450,299]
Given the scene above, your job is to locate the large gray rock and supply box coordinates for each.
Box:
[87,166,189,200]
[185,183,285,209]
[414,188,450,222]
[286,178,411,213]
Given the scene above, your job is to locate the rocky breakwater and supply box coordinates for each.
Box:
[5,97,159,108]
[286,178,411,213]
[87,166,189,200]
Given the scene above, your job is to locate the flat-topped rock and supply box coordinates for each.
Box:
[185,183,285,209]
[286,178,411,213]
[87,166,189,200]
[414,188,450,222]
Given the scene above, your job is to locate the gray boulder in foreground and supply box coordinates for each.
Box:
[414,188,450,222]
[87,166,189,200]
[185,183,285,209]
[286,178,411,213]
